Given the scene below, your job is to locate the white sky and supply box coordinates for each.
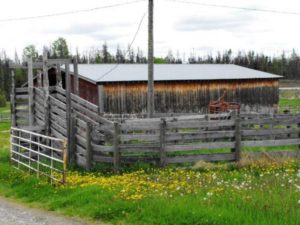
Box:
[0,0,300,59]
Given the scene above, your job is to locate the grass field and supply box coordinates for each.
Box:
[0,104,300,225]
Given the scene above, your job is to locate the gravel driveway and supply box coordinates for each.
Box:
[0,197,90,225]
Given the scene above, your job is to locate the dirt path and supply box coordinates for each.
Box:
[0,197,90,225]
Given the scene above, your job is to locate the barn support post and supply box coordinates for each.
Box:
[65,62,72,163]
[97,85,104,115]
[73,58,79,95]
[10,69,16,127]
[27,57,34,127]
[113,122,120,173]
[85,122,93,171]
[234,113,241,162]
[159,118,167,167]
[42,48,50,136]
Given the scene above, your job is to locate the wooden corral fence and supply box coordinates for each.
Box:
[10,127,67,184]
[10,83,300,172]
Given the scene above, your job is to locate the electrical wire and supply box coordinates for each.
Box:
[0,0,146,23]
[96,11,147,81]
[165,0,300,16]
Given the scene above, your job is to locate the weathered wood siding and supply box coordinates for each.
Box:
[102,79,279,114]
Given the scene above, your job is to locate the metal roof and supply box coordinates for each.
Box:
[69,64,282,83]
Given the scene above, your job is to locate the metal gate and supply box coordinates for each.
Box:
[10,127,67,184]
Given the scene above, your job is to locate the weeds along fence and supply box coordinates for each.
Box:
[11,85,300,172]
[10,127,67,184]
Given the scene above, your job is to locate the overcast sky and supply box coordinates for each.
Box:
[0,0,300,59]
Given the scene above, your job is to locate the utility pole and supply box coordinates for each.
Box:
[147,0,154,118]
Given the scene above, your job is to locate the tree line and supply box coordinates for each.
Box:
[0,37,300,103]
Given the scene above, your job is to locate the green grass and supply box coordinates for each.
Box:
[279,98,300,106]
[0,104,300,225]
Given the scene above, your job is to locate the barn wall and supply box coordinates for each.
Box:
[102,79,279,114]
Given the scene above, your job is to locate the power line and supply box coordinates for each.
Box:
[96,11,147,81]
[0,0,146,23]
[165,0,300,16]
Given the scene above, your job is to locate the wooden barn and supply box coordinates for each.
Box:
[56,64,281,114]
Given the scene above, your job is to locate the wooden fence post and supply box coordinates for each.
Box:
[43,49,50,136]
[234,114,241,162]
[28,57,34,127]
[113,122,120,173]
[159,118,167,167]
[85,122,93,171]
[73,58,79,95]
[10,69,16,127]
[69,114,77,164]
[65,62,72,163]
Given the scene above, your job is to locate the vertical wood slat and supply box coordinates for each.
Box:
[85,122,93,171]
[65,63,72,163]
[159,118,166,167]
[27,57,34,127]
[113,122,120,173]
[56,64,62,87]
[43,49,50,136]
[73,58,79,95]
[69,114,77,164]
[235,115,241,161]
[98,85,104,114]
[10,69,16,127]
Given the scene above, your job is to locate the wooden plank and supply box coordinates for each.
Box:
[160,118,167,167]
[167,153,236,164]
[241,139,300,147]
[121,122,160,131]
[120,134,159,142]
[75,153,87,168]
[76,144,86,156]
[50,106,67,118]
[85,122,93,171]
[73,58,79,95]
[241,116,300,126]
[167,119,235,129]
[119,145,159,153]
[234,115,241,161]
[165,130,235,142]
[16,94,29,100]
[10,70,16,127]
[49,96,66,110]
[15,87,28,93]
[50,127,66,140]
[93,155,113,163]
[165,141,235,152]
[50,121,67,137]
[113,123,120,173]
[76,134,87,148]
[27,57,34,127]
[50,113,67,128]
[242,128,300,137]
[92,144,114,153]
[55,86,66,96]
[71,93,98,113]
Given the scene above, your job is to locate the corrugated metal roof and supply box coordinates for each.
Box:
[69,64,282,83]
